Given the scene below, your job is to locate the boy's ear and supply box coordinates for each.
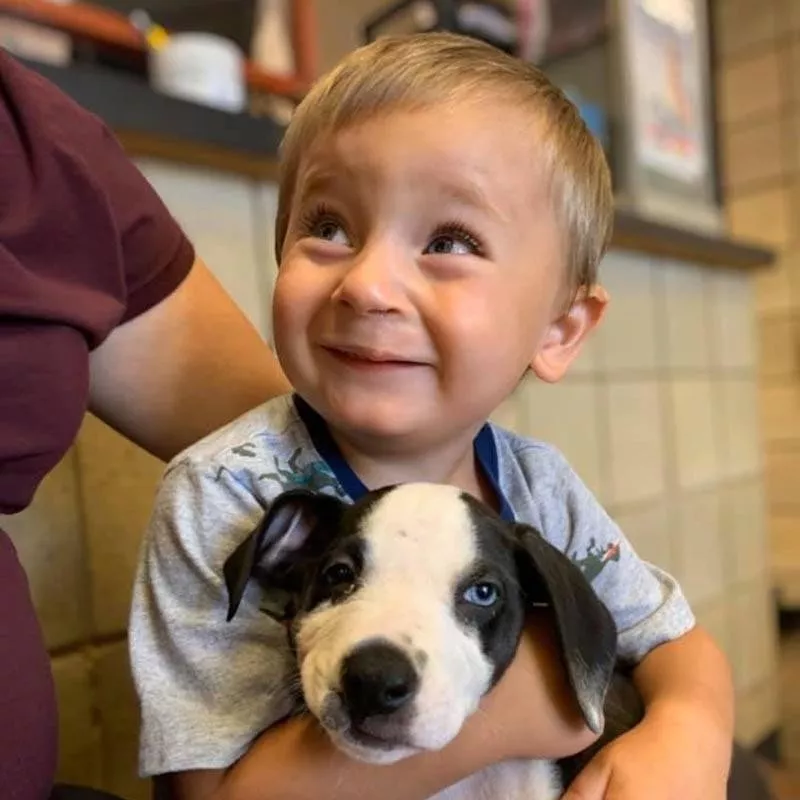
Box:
[530,285,608,383]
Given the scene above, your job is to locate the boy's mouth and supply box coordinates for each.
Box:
[321,344,426,369]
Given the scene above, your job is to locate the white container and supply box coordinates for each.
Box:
[149,32,246,114]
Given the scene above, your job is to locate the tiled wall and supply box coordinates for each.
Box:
[0,159,778,796]
[493,251,778,745]
[714,0,800,607]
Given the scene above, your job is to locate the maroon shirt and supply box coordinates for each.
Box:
[0,51,194,798]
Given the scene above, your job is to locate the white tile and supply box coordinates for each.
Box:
[722,481,768,587]
[567,329,601,376]
[134,158,271,339]
[669,379,720,489]
[694,598,732,665]
[612,502,673,574]
[595,250,658,373]
[735,680,780,746]
[730,579,779,691]
[52,653,102,787]
[605,380,665,505]
[253,181,280,343]
[717,378,762,479]
[515,377,604,501]
[770,516,800,607]
[76,415,165,637]
[672,489,724,607]
[708,269,757,370]
[658,259,711,369]
[2,449,90,650]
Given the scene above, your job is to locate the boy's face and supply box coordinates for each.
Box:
[272,103,603,451]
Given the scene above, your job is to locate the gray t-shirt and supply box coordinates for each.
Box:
[129,393,695,777]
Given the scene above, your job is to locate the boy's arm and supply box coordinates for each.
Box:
[633,624,734,765]
[561,625,734,800]
[527,446,733,798]
[162,609,599,800]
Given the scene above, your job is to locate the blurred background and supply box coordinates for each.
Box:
[0,0,797,797]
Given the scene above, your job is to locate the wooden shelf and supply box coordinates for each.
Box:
[613,210,774,271]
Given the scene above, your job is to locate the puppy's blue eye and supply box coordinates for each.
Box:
[463,582,500,607]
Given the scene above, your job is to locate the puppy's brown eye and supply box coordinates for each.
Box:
[323,562,355,588]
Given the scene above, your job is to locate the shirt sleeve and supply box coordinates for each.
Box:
[528,445,696,664]
[0,52,195,344]
[88,121,196,324]
[128,457,299,776]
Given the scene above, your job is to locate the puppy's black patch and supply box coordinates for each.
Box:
[293,488,391,616]
[302,535,367,611]
[457,492,624,737]
[454,494,524,687]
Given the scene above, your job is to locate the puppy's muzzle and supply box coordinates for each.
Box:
[340,640,420,723]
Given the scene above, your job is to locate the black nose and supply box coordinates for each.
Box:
[340,641,419,721]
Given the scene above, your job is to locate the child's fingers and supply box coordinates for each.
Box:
[560,755,612,800]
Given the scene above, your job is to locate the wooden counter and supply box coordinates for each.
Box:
[22,57,775,272]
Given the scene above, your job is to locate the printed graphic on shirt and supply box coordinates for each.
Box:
[571,538,621,583]
[258,447,344,496]
[231,442,258,458]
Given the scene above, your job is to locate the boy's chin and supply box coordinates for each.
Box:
[320,400,437,445]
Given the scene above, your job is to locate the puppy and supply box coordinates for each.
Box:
[224,483,643,799]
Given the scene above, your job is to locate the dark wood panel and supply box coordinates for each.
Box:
[22,57,283,176]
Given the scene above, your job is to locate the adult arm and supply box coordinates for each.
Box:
[89,255,290,462]
[162,611,597,800]
[0,53,289,459]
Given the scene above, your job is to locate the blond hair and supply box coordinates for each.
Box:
[275,32,613,291]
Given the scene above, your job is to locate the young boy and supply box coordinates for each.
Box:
[129,32,734,800]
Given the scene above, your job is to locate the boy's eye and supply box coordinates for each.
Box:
[424,225,483,257]
[426,235,472,256]
[313,219,350,246]
[298,204,352,248]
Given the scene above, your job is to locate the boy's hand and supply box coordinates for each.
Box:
[562,704,730,800]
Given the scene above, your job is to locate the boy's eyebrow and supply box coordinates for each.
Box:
[437,179,509,224]
[296,163,509,224]
[296,166,341,200]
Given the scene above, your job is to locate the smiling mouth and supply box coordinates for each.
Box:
[321,345,426,368]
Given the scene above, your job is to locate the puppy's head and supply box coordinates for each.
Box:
[224,484,617,764]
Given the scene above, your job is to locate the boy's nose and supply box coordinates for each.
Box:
[332,252,409,315]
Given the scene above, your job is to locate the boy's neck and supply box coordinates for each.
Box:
[328,425,491,506]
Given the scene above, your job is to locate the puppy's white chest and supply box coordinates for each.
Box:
[431,758,562,800]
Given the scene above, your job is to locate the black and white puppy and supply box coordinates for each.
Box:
[224,483,643,799]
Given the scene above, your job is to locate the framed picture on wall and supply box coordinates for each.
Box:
[612,0,722,234]
[626,0,706,182]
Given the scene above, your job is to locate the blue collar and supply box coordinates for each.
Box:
[293,394,515,521]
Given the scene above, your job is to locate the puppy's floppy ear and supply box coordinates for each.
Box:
[223,489,345,623]
[514,524,617,735]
